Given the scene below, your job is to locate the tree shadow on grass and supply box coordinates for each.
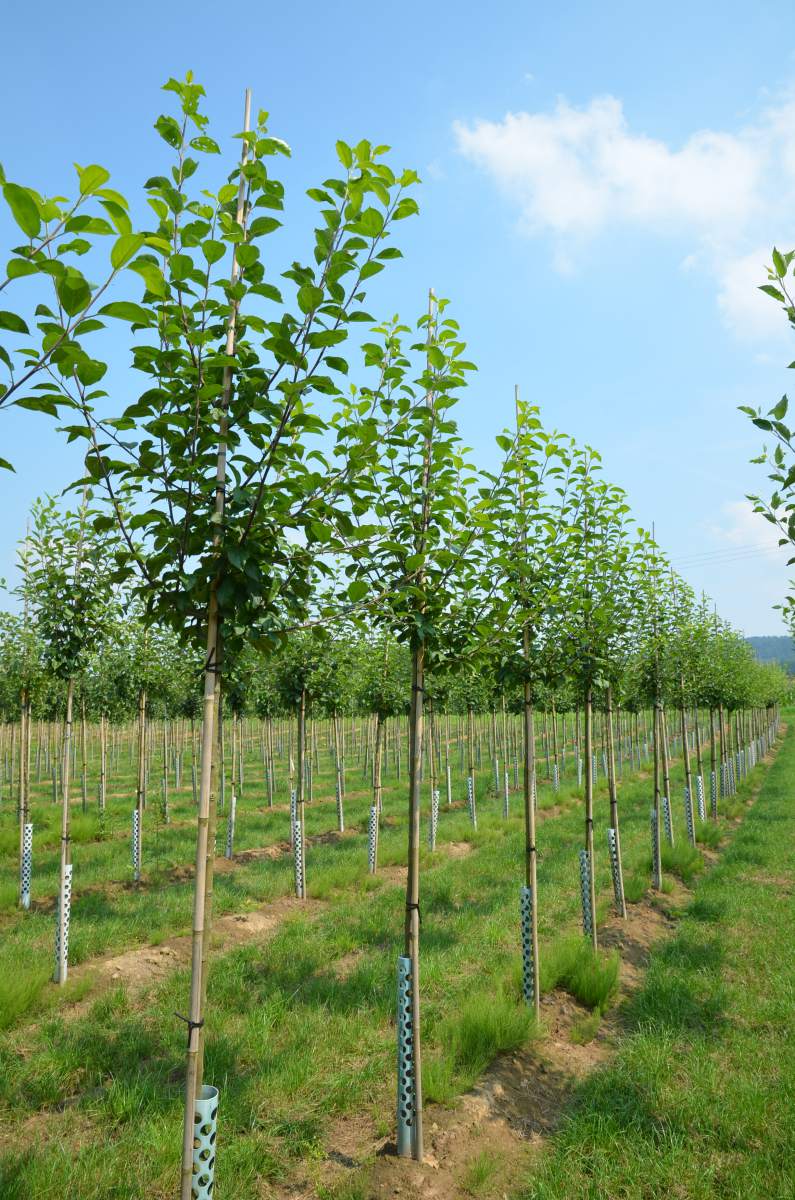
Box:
[620,961,727,1039]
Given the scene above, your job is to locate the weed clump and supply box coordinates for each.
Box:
[661,840,704,885]
[0,967,50,1030]
[461,1149,502,1194]
[541,935,619,1011]
[570,1010,601,1044]
[623,871,648,904]
[423,988,537,1103]
[696,820,722,849]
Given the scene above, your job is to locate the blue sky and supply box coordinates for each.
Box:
[2,0,795,633]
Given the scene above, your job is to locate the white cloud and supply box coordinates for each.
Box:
[684,501,793,633]
[710,499,785,551]
[716,248,788,340]
[453,92,795,340]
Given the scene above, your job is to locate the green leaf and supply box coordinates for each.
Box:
[74,356,107,385]
[168,253,194,282]
[56,268,91,317]
[236,243,259,268]
[3,183,40,238]
[99,199,132,234]
[760,284,785,302]
[99,301,153,325]
[336,141,353,169]
[307,329,346,348]
[111,233,145,269]
[6,257,38,280]
[190,135,221,154]
[353,208,383,237]
[15,396,59,416]
[131,259,167,297]
[96,187,129,209]
[201,239,226,265]
[0,456,15,472]
[0,311,29,334]
[76,163,111,195]
[155,115,182,149]
[772,247,787,278]
[251,282,283,303]
[248,216,281,238]
[297,284,324,314]
[771,395,789,420]
[393,197,419,220]
[347,579,367,602]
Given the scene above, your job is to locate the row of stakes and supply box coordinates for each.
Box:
[23,726,725,981]
[41,723,772,975]
[15,720,775,1193]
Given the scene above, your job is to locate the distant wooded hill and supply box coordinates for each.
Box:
[747,636,795,670]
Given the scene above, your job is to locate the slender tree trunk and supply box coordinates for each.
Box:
[652,700,662,889]
[180,592,222,1199]
[660,706,672,825]
[680,685,695,845]
[694,706,704,780]
[402,641,425,1160]
[584,688,597,951]
[134,687,147,881]
[296,689,307,899]
[196,671,222,1088]
[605,685,626,917]
[80,698,88,814]
[99,712,107,812]
[522,656,540,1015]
[17,689,30,907]
[179,87,251,1200]
[56,678,75,983]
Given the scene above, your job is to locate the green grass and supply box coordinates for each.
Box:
[540,935,620,1012]
[695,818,723,848]
[317,1178,369,1200]
[423,989,537,1103]
[660,837,704,885]
[622,870,648,903]
[569,1010,601,1044]
[513,719,795,1200]
[0,956,96,1030]
[0,718,776,1196]
[462,1149,502,1194]
[0,965,51,1030]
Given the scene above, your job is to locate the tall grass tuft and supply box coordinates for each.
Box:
[696,820,722,849]
[541,935,620,1012]
[423,988,537,1103]
[661,840,704,885]
[0,967,51,1030]
[461,1149,501,1194]
[622,871,648,904]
